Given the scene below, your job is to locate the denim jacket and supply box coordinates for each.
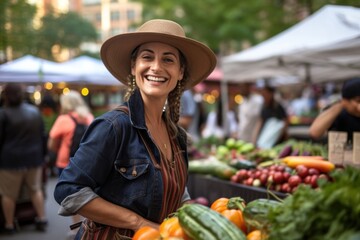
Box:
[53,89,189,223]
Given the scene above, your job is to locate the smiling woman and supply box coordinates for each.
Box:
[53,19,216,239]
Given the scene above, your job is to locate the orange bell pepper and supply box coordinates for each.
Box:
[210,197,247,234]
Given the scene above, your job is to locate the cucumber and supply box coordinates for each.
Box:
[243,199,281,233]
[178,204,246,240]
[189,160,237,180]
[228,159,256,170]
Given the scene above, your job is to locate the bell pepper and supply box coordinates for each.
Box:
[159,216,189,239]
[210,197,247,233]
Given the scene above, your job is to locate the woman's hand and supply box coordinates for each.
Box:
[135,217,159,232]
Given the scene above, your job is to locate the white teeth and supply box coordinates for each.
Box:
[147,76,166,82]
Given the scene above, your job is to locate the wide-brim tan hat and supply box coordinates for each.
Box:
[100,19,217,89]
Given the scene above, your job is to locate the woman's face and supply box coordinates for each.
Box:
[131,42,184,99]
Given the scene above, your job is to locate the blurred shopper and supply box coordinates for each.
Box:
[0,83,48,234]
[254,84,288,148]
[237,82,264,143]
[179,88,202,142]
[47,90,94,237]
[202,98,238,139]
[309,77,360,142]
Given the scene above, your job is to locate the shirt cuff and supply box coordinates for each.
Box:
[58,187,98,216]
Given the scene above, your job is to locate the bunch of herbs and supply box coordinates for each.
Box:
[267,166,360,240]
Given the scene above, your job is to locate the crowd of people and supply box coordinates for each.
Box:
[0,18,359,240]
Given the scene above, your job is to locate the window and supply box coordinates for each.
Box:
[111,11,120,21]
[127,9,135,20]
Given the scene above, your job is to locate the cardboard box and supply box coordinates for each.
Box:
[328,131,360,167]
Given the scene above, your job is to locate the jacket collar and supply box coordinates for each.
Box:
[126,89,147,130]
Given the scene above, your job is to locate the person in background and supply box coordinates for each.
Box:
[179,88,202,143]
[47,90,94,237]
[237,82,264,143]
[0,83,48,234]
[202,97,238,139]
[253,84,288,147]
[309,77,360,142]
[53,19,216,239]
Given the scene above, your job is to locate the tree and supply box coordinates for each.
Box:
[0,0,37,62]
[134,0,359,55]
[36,11,98,60]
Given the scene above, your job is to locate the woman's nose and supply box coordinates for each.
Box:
[150,59,162,71]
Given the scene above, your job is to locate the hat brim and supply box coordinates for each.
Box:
[100,32,217,89]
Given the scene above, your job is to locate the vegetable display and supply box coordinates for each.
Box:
[178,203,246,240]
[267,166,360,240]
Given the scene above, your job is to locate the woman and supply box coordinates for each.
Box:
[53,19,216,239]
[48,90,94,237]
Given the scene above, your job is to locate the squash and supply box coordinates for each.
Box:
[189,160,237,180]
[178,203,246,240]
[243,199,281,233]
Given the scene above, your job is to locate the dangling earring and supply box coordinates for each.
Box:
[131,76,136,89]
[177,80,182,94]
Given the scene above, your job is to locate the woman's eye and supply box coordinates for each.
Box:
[164,58,174,63]
[142,55,152,59]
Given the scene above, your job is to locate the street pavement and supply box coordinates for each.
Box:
[1,177,74,240]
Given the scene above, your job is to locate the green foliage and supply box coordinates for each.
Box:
[267,166,360,240]
[0,0,37,60]
[36,11,98,60]
[0,2,97,61]
[134,0,359,54]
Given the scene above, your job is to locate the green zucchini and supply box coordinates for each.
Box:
[178,203,246,240]
[243,198,281,232]
[228,159,256,170]
[188,160,237,180]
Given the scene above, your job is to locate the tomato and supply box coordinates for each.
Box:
[211,197,247,234]
[133,226,161,240]
[159,217,188,239]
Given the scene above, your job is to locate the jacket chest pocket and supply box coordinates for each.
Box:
[114,160,149,180]
[110,159,150,201]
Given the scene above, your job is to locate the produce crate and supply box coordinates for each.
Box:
[187,173,287,204]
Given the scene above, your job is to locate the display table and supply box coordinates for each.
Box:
[187,173,288,204]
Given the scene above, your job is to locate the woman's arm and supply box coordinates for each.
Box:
[77,197,159,232]
[309,101,343,139]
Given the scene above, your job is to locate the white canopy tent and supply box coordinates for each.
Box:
[0,55,122,86]
[0,55,79,83]
[59,56,121,86]
[222,4,360,84]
